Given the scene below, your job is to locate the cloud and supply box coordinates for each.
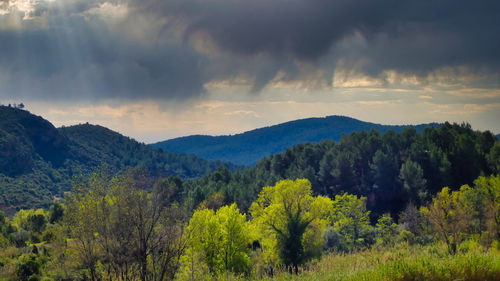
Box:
[0,0,207,101]
[0,0,499,102]
[145,0,500,73]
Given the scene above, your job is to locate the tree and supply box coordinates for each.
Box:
[487,143,500,174]
[464,175,500,245]
[330,193,372,250]
[400,160,428,205]
[318,150,336,195]
[371,149,398,191]
[426,146,452,193]
[66,169,188,281]
[65,171,112,281]
[49,202,64,224]
[16,255,41,281]
[371,149,401,215]
[399,202,427,238]
[421,186,471,254]
[180,203,251,278]
[217,204,251,274]
[250,179,331,274]
[13,209,49,234]
[332,151,356,193]
[376,214,397,245]
[271,154,287,177]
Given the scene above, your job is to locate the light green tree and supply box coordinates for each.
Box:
[250,179,331,274]
[476,175,500,242]
[421,186,471,254]
[462,175,500,245]
[179,203,251,279]
[13,209,49,233]
[330,193,372,250]
[376,213,397,245]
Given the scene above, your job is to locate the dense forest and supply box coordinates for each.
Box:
[180,123,499,218]
[0,106,237,214]
[0,118,498,280]
[152,116,438,165]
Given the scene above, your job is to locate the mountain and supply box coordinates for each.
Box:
[152,116,440,165]
[0,106,237,214]
[0,105,69,177]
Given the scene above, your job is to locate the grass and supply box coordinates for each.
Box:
[3,241,499,281]
[253,242,500,281]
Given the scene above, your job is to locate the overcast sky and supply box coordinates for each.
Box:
[1,0,499,143]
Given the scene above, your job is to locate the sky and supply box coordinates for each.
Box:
[1,0,499,143]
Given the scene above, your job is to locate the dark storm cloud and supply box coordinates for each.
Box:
[136,0,500,83]
[190,0,499,64]
[0,0,499,101]
[0,0,207,101]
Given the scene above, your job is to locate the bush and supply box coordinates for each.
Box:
[13,230,29,248]
[41,225,62,243]
[323,228,348,253]
[398,230,415,244]
[16,255,41,281]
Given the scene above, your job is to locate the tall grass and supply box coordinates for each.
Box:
[254,242,500,281]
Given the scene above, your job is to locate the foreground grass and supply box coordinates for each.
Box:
[255,242,500,281]
[3,242,499,280]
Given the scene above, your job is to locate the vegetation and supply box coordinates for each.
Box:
[152,115,438,165]
[179,122,498,218]
[250,179,330,274]
[258,243,500,281]
[0,172,498,280]
[179,203,251,278]
[0,106,238,214]
[1,107,499,280]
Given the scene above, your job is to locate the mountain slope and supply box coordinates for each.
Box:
[152,116,440,165]
[0,106,236,214]
[0,106,69,176]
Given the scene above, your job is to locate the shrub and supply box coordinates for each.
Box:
[323,228,348,253]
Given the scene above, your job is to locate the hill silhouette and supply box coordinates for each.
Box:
[152,116,440,165]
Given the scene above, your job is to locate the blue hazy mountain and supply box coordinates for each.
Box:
[152,116,440,166]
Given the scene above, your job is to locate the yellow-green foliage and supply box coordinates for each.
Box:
[178,203,252,280]
[376,213,397,246]
[421,186,472,254]
[12,208,49,233]
[1,174,498,280]
[421,175,500,254]
[471,174,500,242]
[330,193,372,249]
[249,179,332,269]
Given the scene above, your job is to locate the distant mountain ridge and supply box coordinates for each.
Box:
[152,116,440,165]
[0,106,237,214]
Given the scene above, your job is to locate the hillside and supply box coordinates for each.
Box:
[152,116,439,165]
[0,106,237,214]
[179,123,499,217]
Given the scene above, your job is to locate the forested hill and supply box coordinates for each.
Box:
[0,106,237,214]
[152,116,439,165]
[180,123,499,218]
